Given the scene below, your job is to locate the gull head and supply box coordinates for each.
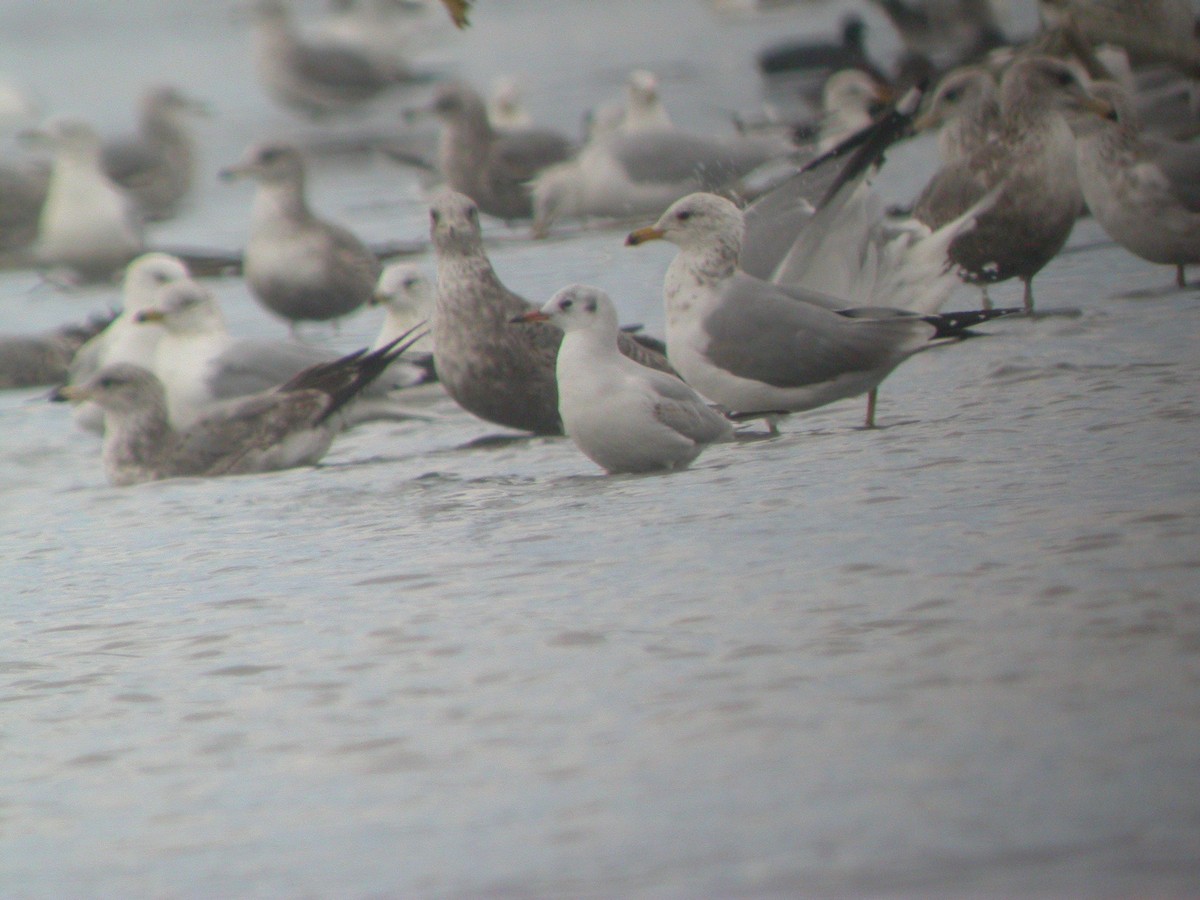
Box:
[53,363,164,415]
[429,190,485,254]
[371,262,434,313]
[135,279,224,335]
[429,80,487,126]
[1000,56,1115,121]
[122,253,192,315]
[21,116,102,157]
[626,193,745,258]
[143,85,210,123]
[914,66,996,131]
[822,69,893,119]
[514,283,619,336]
[1064,80,1134,135]
[220,142,304,185]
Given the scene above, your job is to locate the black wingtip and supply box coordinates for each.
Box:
[924,306,1024,338]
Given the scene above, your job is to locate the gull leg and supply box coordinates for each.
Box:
[1022,278,1034,314]
[865,389,877,429]
[1177,264,1187,289]
[979,285,993,310]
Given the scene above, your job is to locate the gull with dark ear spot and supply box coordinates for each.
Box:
[627,192,1020,431]
[515,284,732,474]
[222,142,380,332]
[913,55,1116,311]
[429,190,674,436]
[51,327,425,487]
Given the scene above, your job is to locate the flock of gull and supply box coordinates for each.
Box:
[2,0,1200,484]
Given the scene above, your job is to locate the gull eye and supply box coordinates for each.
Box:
[402,277,418,289]
[152,271,169,284]
[560,299,573,310]
[943,88,960,103]
[259,147,281,163]
[584,299,597,313]
[1055,69,1074,87]
[466,205,477,221]
[430,209,441,225]
[676,210,692,222]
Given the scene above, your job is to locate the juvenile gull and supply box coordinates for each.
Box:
[249,0,424,118]
[913,55,1114,311]
[430,190,673,435]
[627,192,1018,429]
[222,142,380,330]
[515,284,732,474]
[30,117,143,281]
[53,328,424,486]
[67,252,191,433]
[102,85,207,221]
[426,81,575,221]
[1070,80,1200,288]
[914,65,1001,164]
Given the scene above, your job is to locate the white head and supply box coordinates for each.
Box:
[372,262,434,315]
[535,283,620,337]
[135,279,225,336]
[627,192,745,259]
[822,69,890,118]
[121,253,191,315]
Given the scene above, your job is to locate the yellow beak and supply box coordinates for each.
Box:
[625,226,665,246]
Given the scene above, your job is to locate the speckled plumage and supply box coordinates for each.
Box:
[429,190,673,435]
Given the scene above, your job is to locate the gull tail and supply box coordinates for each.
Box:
[922,307,1023,339]
[275,322,429,425]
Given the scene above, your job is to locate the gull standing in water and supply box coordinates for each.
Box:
[429,190,672,435]
[913,55,1115,311]
[424,80,575,221]
[52,328,425,487]
[627,192,1018,430]
[102,85,207,221]
[222,142,380,332]
[30,117,143,281]
[515,284,732,474]
[1069,80,1200,288]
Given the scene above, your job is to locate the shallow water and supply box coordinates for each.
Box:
[3,1,1200,896]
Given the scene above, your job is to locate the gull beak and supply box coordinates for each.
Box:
[510,310,550,324]
[50,384,89,403]
[135,308,166,323]
[872,82,897,105]
[368,291,386,307]
[912,107,941,132]
[625,226,665,246]
[1082,94,1117,121]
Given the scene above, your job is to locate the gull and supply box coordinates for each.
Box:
[424,80,575,221]
[1039,0,1200,76]
[29,117,143,281]
[137,278,425,429]
[222,142,380,331]
[758,14,879,79]
[370,262,435,354]
[52,327,424,487]
[102,85,207,222]
[627,192,1018,430]
[429,190,673,435]
[514,284,731,474]
[0,157,48,254]
[0,314,112,390]
[914,65,1001,165]
[67,252,192,433]
[1070,80,1200,288]
[249,0,424,119]
[913,55,1115,311]
[487,75,533,129]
